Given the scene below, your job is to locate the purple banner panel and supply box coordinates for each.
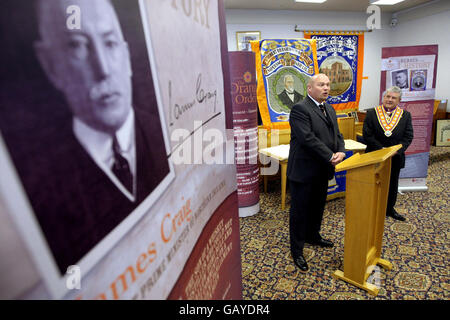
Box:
[229,51,260,217]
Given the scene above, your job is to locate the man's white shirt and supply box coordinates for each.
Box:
[287,91,295,102]
[308,94,324,109]
[307,94,335,162]
[73,109,137,202]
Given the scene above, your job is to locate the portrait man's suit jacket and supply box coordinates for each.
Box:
[22,107,170,274]
[287,96,345,183]
[363,107,414,168]
[278,90,304,109]
[396,82,408,89]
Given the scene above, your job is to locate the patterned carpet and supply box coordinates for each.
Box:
[239,146,450,300]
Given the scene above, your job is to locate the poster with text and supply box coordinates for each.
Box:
[0,0,241,300]
[229,51,260,217]
[381,45,438,184]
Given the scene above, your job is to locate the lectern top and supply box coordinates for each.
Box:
[335,144,402,172]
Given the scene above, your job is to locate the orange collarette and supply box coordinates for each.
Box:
[375,105,403,137]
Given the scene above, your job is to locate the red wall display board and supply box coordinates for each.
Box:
[229,51,260,217]
[380,45,438,191]
[0,0,242,299]
[167,194,242,299]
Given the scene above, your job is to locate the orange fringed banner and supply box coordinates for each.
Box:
[251,38,319,129]
[304,31,364,113]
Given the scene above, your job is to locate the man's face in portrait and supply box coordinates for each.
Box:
[284,75,295,93]
[414,76,424,88]
[395,72,407,87]
[35,0,133,134]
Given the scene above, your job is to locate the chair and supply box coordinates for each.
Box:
[258,126,290,149]
[337,116,356,140]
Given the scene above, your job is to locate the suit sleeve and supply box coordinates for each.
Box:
[337,130,345,153]
[399,111,414,155]
[330,107,345,153]
[363,110,384,150]
[289,105,334,163]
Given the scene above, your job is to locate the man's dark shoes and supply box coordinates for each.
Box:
[293,255,309,273]
[387,210,406,221]
[307,238,334,248]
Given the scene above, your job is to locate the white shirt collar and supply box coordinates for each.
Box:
[72,109,137,201]
[308,94,324,107]
[73,109,135,167]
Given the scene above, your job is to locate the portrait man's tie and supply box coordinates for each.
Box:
[112,136,133,193]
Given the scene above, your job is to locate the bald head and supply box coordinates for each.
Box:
[307,73,330,103]
[307,73,327,87]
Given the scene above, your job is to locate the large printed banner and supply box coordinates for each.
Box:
[229,51,260,217]
[251,39,319,129]
[381,45,438,189]
[0,0,241,299]
[304,32,364,113]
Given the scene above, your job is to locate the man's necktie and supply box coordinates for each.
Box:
[112,136,133,193]
[318,104,327,117]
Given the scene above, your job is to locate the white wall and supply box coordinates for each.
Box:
[225,2,450,111]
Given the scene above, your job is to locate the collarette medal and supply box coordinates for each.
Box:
[375,105,403,137]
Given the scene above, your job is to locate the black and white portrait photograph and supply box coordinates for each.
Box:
[236,31,260,51]
[391,69,409,89]
[0,0,173,289]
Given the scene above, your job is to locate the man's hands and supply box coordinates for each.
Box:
[331,152,345,166]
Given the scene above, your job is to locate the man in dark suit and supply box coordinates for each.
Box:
[278,74,304,110]
[287,73,345,273]
[20,0,170,274]
[363,86,414,221]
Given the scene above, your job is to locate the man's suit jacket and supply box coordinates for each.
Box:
[21,108,170,274]
[287,96,345,183]
[363,107,414,168]
[278,90,304,110]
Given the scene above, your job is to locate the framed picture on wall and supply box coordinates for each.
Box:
[347,111,359,122]
[436,119,450,146]
[236,31,261,51]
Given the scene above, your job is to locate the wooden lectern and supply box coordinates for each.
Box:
[332,144,402,296]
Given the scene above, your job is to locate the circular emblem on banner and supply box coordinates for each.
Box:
[243,71,252,83]
[319,56,353,97]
